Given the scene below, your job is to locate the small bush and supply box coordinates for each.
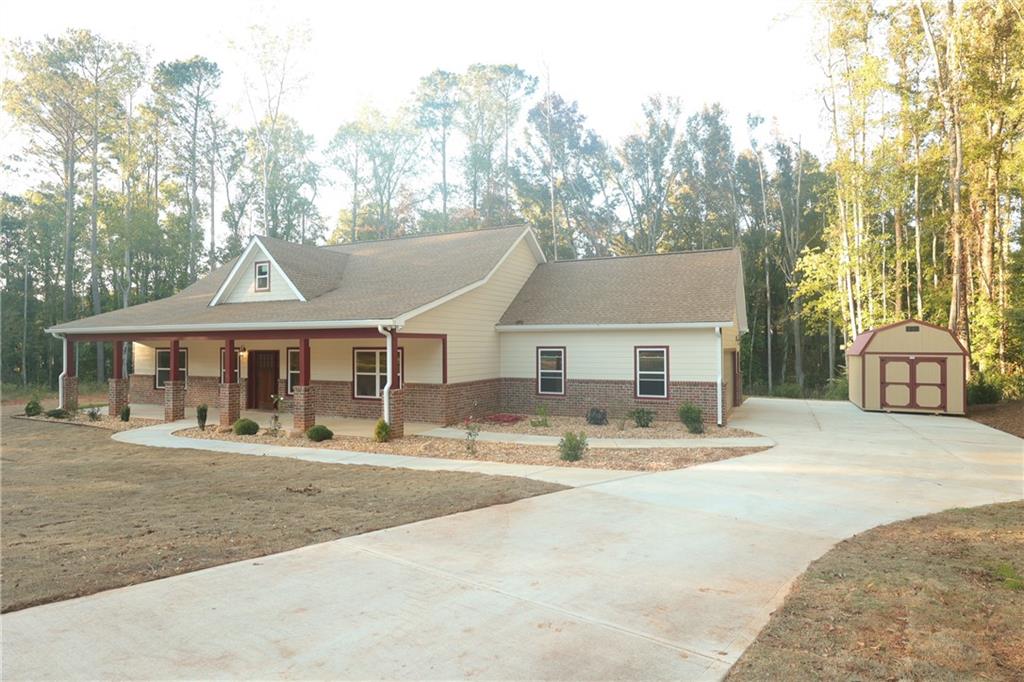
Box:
[585,407,608,426]
[306,424,334,442]
[45,408,70,419]
[374,418,391,442]
[24,399,42,417]
[464,419,481,454]
[968,373,1002,405]
[559,431,588,461]
[196,404,208,431]
[529,404,550,428]
[119,404,131,422]
[86,406,101,421]
[823,376,849,401]
[232,418,259,435]
[772,383,804,399]
[629,407,655,428]
[677,402,704,433]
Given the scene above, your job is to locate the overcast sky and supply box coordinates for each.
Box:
[1,0,826,226]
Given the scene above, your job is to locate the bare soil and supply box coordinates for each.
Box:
[0,410,564,613]
[176,427,765,472]
[477,413,756,439]
[970,400,1024,439]
[728,501,1024,681]
[17,413,162,432]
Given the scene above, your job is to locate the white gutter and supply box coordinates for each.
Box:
[377,325,393,424]
[52,332,67,409]
[44,319,397,335]
[715,326,724,426]
[496,322,734,333]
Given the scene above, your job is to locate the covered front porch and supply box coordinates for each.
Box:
[57,327,449,438]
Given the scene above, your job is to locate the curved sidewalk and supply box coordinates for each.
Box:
[421,426,774,449]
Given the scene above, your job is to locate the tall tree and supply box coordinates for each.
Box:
[414,70,460,230]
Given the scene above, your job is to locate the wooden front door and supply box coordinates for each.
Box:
[881,356,946,412]
[248,351,279,410]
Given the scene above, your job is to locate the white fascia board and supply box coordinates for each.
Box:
[495,322,734,332]
[396,227,542,325]
[208,236,307,306]
[45,319,397,335]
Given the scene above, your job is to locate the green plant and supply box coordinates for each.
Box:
[529,404,550,428]
[772,383,804,399]
[24,399,42,417]
[629,407,655,428]
[558,431,588,461]
[119,405,131,422]
[993,562,1024,591]
[196,404,208,431]
[677,402,704,433]
[306,424,334,442]
[232,418,259,436]
[968,373,1002,405]
[824,376,849,401]
[45,408,70,419]
[465,419,481,454]
[585,407,608,426]
[374,418,391,442]
[86,406,101,421]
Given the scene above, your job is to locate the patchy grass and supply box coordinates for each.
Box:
[0,409,565,613]
[970,400,1024,439]
[728,501,1024,681]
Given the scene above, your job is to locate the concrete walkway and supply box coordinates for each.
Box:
[5,398,1021,680]
[111,420,642,488]
[422,425,774,449]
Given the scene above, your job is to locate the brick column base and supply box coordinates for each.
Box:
[61,375,79,411]
[389,387,405,439]
[164,380,186,421]
[108,378,128,418]
[218,382,241,430]
[292,384,316,435]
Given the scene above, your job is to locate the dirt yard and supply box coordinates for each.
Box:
[0,411,564,613]
[728,501,1024,681]
[175,427,765,472]
[476,413,755,439]
[970,400,1024,439]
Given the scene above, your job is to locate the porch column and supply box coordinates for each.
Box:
[164,338,185,422]
[292,337,316,434]
[219,338,241,430]
[388,329,404,439]
[108,340,129,418]
[60,337,79,411]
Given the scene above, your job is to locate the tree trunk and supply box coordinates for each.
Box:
[63,153,76,322]
[22,264,29,386]
[90,111,105,382]
[913,133,924,318]
[209,122,217,267]
[894,206,904,318]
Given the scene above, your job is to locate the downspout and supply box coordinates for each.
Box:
[377,325,393,423]
[51,332,67,409]
[716,326,724,426]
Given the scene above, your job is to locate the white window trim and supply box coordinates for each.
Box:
[155,347,188,389]
[353,348,403,399]
[286,348,301,395]
[536,347,565,396]
[254,261,271,292]
[219,348,241,384]
[635,347,668,398]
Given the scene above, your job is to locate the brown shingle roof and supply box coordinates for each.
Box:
[498,247,743,326]
[50,225,532,333]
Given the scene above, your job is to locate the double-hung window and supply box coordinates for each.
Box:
[155,348,188,389]
[635,347,668,398]
[254,261,271,291]
[353,348,403,399]
[287,348,301,394]
[537,347,565,395]
[219,347,241,384]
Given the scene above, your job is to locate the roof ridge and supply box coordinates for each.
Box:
[322,224,528,249]
[542,246,738,265]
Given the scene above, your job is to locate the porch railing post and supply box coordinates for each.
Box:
[219,338,241,430]
[292,337,315,434]
[60,336,79,411]
[164,338,185,421]
[108,340,128,418]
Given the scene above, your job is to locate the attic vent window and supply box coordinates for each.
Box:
[255,261,271,292]
[905,325,920,332]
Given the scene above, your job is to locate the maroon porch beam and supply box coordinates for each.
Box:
[390,329,400,388]
[224,338,235,382]
[65,338,77,377]
[299,337,311,386]
[169,339,180,382]
[112,341,123,380]
[65,328,388,343]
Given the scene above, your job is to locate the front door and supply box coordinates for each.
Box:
[880,356,946,412]
[248,351,279,410]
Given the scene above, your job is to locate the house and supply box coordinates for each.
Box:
[47,225,748,436]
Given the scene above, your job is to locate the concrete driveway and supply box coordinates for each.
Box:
[4,399,1021,680]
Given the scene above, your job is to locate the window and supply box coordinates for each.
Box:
[155,348,188,389]
[635,347,668,398]
[353,348,403,399]
[287,348,301,394]
[537,347,565,395]
[219,347,241,384]
[254,261,270,292]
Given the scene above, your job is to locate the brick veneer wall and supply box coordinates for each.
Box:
[130,374,229,408]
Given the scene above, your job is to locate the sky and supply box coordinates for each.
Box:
[1,0,827,229]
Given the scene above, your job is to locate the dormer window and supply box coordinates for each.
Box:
[254,261,271,292]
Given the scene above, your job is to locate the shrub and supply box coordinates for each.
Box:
[374,418,391,442]
[24,399,42,417]
[86,406,101,421]
[772,383,804,399]
[306,424,334,442]
[529,404,550,428]
[464,419,481,454]
[629,407,655,428]
[968,374,1002,405]
[677,402,704,433]
[196,404,208,431]
[119,405,131,422]
[824,376,849,401]
[45,408,70,419]
[559,431,588,461]
[232,418,259,435]
[585,407,608,426]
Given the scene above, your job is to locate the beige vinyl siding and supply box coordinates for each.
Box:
[221,246,300,304]
[499,329,721,382]
[402,237,539,383]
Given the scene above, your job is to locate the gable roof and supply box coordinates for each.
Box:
[498,247,746,328]
[49,225,541,334]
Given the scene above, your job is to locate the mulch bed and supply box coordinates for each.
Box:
[969,400,1024,439]
[474,413,756,439]
[175,427,766,472]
